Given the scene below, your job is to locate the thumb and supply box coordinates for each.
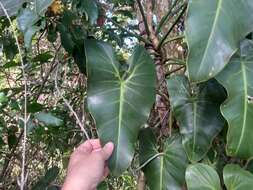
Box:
[101,142,114,160]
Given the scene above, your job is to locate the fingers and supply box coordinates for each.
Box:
[89,139,102,150]
[101,142,114,160]
[103,166,110,178]
[76,140,93,153]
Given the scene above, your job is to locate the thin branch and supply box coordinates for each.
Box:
[0,2,29,190]
[157,3,187,50]
[165,66,185,77]
[136,0,150,37]
[163,35,185,45]
[54,64,90,140]
[135,153,165,172]
[164,57,186,65]
[155,0,179,34]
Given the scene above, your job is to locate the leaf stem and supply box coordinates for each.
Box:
[0,2,29,189]
[136,0,150,37]
[157,3,187,50]
[135,153,165,172]
[155,0,179,35]
[54,64,90,140]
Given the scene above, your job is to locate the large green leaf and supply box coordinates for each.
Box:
[185,0,253,83]
[216,40,253,159]
[139,128,188,190]
[86,39,156,176]
[224,164,253,190]
[186,163,221,190]
[167,75,226,162]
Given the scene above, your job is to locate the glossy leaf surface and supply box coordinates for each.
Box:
[167,75,226,162]
[186,0,253,82]
[139,128,188,190]
[216,40,253,158]
[86,39,156,176]
[224,164,253,190]
[186,163,221,190]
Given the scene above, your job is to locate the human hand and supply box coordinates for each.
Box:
[62,139,114,190]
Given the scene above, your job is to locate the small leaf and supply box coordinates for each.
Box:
[139,128,188,190]
[17,8,41,49]
[34,112,63,126]
[32,52,53,63]
[186,163,221,190]
[73,0,98,25]
[224,164,253,190]
[167,75,226,162]
[32,167,59,190]
[27,102,43,113]
[0,92,8,105]
[57,23,75,53]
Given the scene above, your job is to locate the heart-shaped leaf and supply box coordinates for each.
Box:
[167,75,226,162]
[139,128,188,190]
[224,164,253,190]
[216,40,253,159]
[186,163,221,190]
[86,39,156,176]
[186,0,253,83]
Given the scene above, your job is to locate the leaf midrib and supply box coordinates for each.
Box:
[114,80,125,173]
[235,62,248,154]
[197,0,223,77]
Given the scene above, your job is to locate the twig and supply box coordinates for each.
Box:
[157,3,187,50]
[163,35,185,45]
[165,66,185,77]
[54,64,90,140]
[135,153,165,172]
[155,0,179,34]
[136,0,150,37]
[0,2,29,190]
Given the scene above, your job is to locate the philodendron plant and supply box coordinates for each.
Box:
[83,0,253,189]
[5,0,253,188]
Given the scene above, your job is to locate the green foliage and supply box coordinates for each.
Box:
[1,0,253,189]
[224,164,253,190]
[86,39,156,176]
[139,128,188,190]
[34,112,63,127]
[186,0,253,82]
[167,75,226,162]
[186,164,221,190]
[186,163,253,190]
[32,167,59,190]
[216,39,253,159]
